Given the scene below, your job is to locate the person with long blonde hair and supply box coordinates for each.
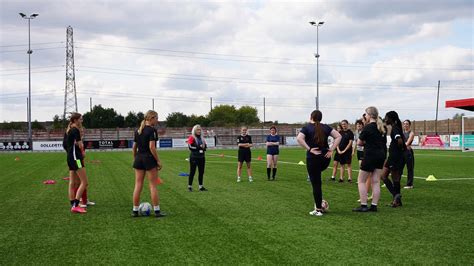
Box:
[237,126,253,182]
[64,113,88,214]
[187,124,208,192]
[353,107,386,212]
[131,110,164,217]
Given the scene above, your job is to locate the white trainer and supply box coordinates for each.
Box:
[309,210,323,216]
[249,177,253,182]
[237,177,241,182]
[86,201,96,206]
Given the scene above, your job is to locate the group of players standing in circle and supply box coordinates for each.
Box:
[63,107,415,217]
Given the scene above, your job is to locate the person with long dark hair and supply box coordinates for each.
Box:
[132,110,165,217]
[402,120,415,189]
[187,124,208,192]
[381,111,406,208]
[64,113,88,214]
[353,107,386,212]
[297,110,341,217]
[266,126,280,181]
[337,120,354,182]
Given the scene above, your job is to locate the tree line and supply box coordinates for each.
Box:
[46,104,260,129]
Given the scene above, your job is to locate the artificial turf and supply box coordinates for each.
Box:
[0,148,473,264]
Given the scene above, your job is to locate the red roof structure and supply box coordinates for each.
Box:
[445,98,474,111]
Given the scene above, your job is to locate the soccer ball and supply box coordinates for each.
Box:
[138,202,152,216]
[321,199,329,211]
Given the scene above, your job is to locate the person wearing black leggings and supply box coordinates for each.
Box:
[297,110,341,217]
[187,124,208,192]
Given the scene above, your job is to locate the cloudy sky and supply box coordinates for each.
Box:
[0,0,472,124]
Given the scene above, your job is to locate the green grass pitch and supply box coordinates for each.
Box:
[0,148,473,264]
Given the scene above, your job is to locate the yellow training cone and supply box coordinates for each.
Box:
[298,161,305,165]
[426,175,437,181]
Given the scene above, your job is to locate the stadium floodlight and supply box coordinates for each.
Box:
[309,21,324,110]
[19,12,39,145]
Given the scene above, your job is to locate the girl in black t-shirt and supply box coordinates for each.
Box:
[297,110,341,217]
[131,110,164,217]
[353,107,386,212]
[381,111,406,208]
[64,113,89,214]
[330,124,342,181]
[337,120,354,182]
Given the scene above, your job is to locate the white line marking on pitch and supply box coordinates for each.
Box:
[206,153,474,181]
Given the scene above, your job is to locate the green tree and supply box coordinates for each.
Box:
[82,105,120,128]
[187,114,210,127]
[237,106,260,125]
[31,120,45,130]
[52,115,67,129]
[124,112,140,128]
[166,112,190,127]
[207,105,237,126]
[453,113,465,119]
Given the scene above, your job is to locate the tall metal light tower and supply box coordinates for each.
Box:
[63,26,78,119]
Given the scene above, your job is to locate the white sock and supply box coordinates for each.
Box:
[237,176,241,179]
[153,205,160,211]
[133,206,139,211]
[199,185,203,189]
[331,176,334,178]
[188,185,192,188]
[249,176,253,179]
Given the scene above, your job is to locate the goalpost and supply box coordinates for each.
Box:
[462,115,474,152]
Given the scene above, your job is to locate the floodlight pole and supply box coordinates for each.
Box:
[310,21,324,110]
[435,80,440,135]
[19,13,38,144]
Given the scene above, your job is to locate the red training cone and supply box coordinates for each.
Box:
[257,156,262,161]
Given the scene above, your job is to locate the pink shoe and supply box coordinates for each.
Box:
[71,206,87,213]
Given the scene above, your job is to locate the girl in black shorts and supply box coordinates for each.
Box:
[353,107,386,212]
[132,110,164,217]
[64,113,88,214]
[297,110,341,217]
[337,120,354,182]
[381,111,406,208]
[330,124,342,181]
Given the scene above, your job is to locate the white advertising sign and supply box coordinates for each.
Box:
[33,141,64,151]
[285,136,298,146]
[173,138,188,148]
[412,136,419,146]
[449,135,461,147]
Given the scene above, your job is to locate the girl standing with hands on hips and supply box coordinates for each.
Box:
[297,110,341,217]
[187,125,208,192]
[131,110,165,218]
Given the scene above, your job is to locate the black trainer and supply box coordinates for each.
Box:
[199,187,208,192]
[368,205,378,212]
[188,187,193,192]
[155,211,166,218]
[131,210,139,217]
[330,177,335,181]
[352,205,369,212]
[339,179,344,183]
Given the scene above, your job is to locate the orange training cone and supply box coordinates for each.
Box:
[157,177,163,185]
[220,153,224,158]
[257,156,262,161]
[14,157,20,161]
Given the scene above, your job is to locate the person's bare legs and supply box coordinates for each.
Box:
[133,169,145,206]
[357,170,370,205]
[370,169,382,205]
[146,168,159,207]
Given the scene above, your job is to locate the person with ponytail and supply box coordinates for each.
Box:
[330,124,342,181]
[380,111,406,208]
[131,110,165,217]
[353,107,386,212]
[64,112,88,214]
[297,110,341,217]
[187,124,208,192]
[336,120,354,182]
[266,126,280,181]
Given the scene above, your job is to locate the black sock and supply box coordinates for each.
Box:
[272,168,277,178]
[70,200,75,207]
[383,179,396,197]
[73,199,80,207]
[267,168,271,178]
[394,181,401,195]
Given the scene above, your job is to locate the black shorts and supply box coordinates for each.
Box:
[360,156,385,172]
[333,152,340,162]
[357,150,364,161]
[238,149,251,163]
[339,151,352,165]
[67,157,85,171]
[385,157,405,171]
[133,153,158,170]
